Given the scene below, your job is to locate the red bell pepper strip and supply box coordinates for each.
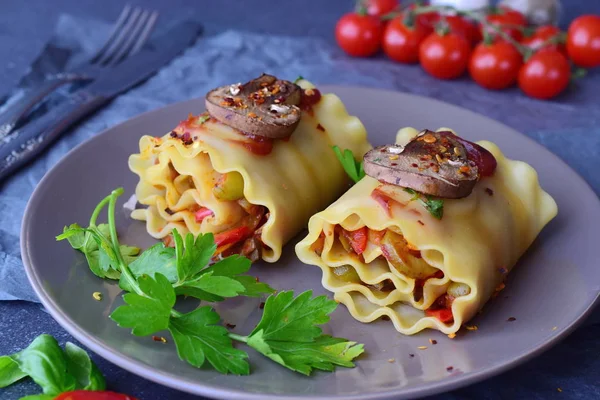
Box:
[425,308,454,323]
[343,227,368,255]
[195,207,213,223]
[214,226,252,248]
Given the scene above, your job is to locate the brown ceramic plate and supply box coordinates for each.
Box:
[21,86,600,400]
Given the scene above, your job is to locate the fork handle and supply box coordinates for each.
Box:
[0,74,85,137]
[0,90,107,183]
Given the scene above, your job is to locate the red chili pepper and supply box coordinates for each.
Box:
[425,308,454,323]
[195,207,213,223]
[54,391,138,400]
[214,226,252,248]
[343,227,368,255]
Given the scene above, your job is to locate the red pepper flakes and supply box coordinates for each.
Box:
[259,302,265,309]
[485,188,494,196]
[411,163,418,168]
[225,323,237,329]
[417,220,425,226]
[446,366,454,372]
[429,339,437,345]
[409,354,415,358]
[152,336,167,343]
[507,317,516,322]
[316,123,325,132]
[164,208,175,215]
[169,131,178,138]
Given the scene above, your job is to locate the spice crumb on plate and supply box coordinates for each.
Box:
[507,317,516,322]
[152,336,168,343]
[418,346,428,350]
[446,366,454,372]
[429,339,437,345]
[557,388,562,392]
[92,292,102,301]
[465,325,478,331]
[388,358,395,363]
[552,326,558,331]
[447,333,456,339]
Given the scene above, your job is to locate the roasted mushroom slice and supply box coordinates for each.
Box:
[205,73,302,139]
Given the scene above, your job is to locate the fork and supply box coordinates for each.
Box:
[0,5,158,138]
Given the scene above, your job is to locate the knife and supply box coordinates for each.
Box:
[0,20,202,182]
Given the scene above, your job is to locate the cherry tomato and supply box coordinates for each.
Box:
[383,17,430,63]
[55,391,138,400]
[419,32,471,79]
[518,49,571,100]
[521,25,567,57]
[469,41,522,90]
[434,15,480,45]
[484,6,527,42]
[335,13,383,57]
[214,226,253,248]
[366,0,399,18]
[407,4,438,34]
[567,15,600,68]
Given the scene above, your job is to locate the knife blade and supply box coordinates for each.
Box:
[0,20,202,182]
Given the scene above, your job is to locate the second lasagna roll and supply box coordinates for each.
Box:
[296,127,557,335]
[129,78,371,263]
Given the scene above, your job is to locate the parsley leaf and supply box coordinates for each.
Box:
[243,291,364,375]
[168,307,249,375]
[198,114,210,124]
[294,75,304,83]
[403,188,444,219]
[332,146,365,183]
[110,273,175,336]
[122,243,177,291]
[173,230,216,284]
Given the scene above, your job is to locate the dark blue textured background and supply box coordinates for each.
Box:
[1,1,600,399]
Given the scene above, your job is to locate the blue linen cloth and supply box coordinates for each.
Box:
[1,12,599,400]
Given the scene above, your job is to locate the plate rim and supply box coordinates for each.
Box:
[21,85,600,400]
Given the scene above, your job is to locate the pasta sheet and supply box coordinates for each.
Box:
[129,80,371,262]
[295,127,557,334]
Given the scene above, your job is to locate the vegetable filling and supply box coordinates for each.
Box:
[311,225,472,324]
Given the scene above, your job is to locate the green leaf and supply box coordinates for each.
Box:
[168,307,249,375]
[332,146,364,183]
[233,276,275,297]
[423,197,444,220]
[183,272,245,298]
[19,395,55,400]
[403,188,444,220]
[174,230,216,283]
[64,343,106,391]
[174,286,225,302]
[198,114,210,124]
[0,355,26,388]
[123,243,177,291]
[249,291,336,342]
[244,291,363,375]
[294,75,304,83]
[110,273,175,336]
[9,335,76,394]
[247,333,364,376]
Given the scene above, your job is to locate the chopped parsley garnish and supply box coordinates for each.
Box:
[404,188,444,219]
[332,146,365,183]
[198,114,210,124]
[55,188,363,376]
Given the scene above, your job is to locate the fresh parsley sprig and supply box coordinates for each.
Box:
[332,146,365,183]
[404,188,444,219]
[56,189,363,376]
[0,334,105,399]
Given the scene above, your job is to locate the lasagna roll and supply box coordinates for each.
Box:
[296,127,557,335]
[129,76,371,262]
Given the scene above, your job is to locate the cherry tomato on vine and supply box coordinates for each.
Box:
[366,0,399,18]
[383,17,430,63]
[55,391,138,400]
[484,6,527,42]
[407,4,438,34]
[437,15,480,45]
[419,32,471,79]
[567,15,600,68]
[518,49,571,100]
[469,41,523,89]
[335,13,383,57]
[521,25,567,57]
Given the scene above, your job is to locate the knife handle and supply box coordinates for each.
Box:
[0,90,107,183]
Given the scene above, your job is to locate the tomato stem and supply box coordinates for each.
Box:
[355,0,368,16]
